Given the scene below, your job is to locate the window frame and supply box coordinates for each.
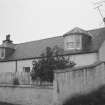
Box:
[64,35,81,50]
[23,67,30,73]
[0,47,5,59]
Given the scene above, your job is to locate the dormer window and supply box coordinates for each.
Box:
[1,48,5,58]
[0,47,5,59]
[63,27,92,51]
[65,35,81,50]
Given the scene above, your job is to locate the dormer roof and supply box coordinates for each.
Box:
[63,27,92,37]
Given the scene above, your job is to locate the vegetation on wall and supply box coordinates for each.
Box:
[12,77,19,85]
[30,46,76,82]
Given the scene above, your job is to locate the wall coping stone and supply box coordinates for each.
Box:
[54,61,105,73]
[0,84,53,89]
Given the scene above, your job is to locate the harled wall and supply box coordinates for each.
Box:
[69,53,98,66]
[54,62,105,104]
[0,85,53,105]
[0,61,16,73]
[0,52,98,73]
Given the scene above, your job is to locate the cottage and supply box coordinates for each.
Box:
[0,27,105,73]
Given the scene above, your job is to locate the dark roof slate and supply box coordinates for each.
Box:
[89,27,105,51]
[6,36,64,61]
[1,27,105,61]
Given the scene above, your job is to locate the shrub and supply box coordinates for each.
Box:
[31,46,76,82]
[13,77,19,85]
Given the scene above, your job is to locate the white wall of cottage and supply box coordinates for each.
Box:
[0,53,98,73]
[69,53,98,66]
[17,59,33,73]
[0,61,16,73]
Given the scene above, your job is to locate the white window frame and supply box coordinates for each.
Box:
[65,35,81,50]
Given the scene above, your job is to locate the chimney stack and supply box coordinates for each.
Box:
[6,34,10,41]
[3,34,12,43]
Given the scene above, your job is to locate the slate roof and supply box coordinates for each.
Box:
[89,27,105,51]
[1,27,105,61]
[6,36,64,61]
[63,27,92,37]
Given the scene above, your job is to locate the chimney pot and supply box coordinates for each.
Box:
[6,34,10,41]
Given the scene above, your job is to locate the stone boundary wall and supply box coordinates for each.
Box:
[54,61,105,104]
[0,85,53,105]
[0,62,105,105]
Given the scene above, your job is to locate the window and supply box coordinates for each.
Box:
[1,49,4,57]
[66,42,75,48]
[65,35,81,50]
[0,48,5,59]
[75,35,81,48]
[23,67,30,73]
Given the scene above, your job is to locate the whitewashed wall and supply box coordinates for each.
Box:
[0,86,53,105]
[17,59,33,73]
[17,53,98,72]
[0,52,98,73]
[54,62,105,104]
[69,53,98,66]
[0,59,34,73]
[0,61,16,73]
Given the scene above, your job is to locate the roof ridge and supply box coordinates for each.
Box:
[16,35,62,45]
[63,27,91,37]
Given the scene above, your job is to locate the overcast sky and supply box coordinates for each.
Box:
[0,0,105,43]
